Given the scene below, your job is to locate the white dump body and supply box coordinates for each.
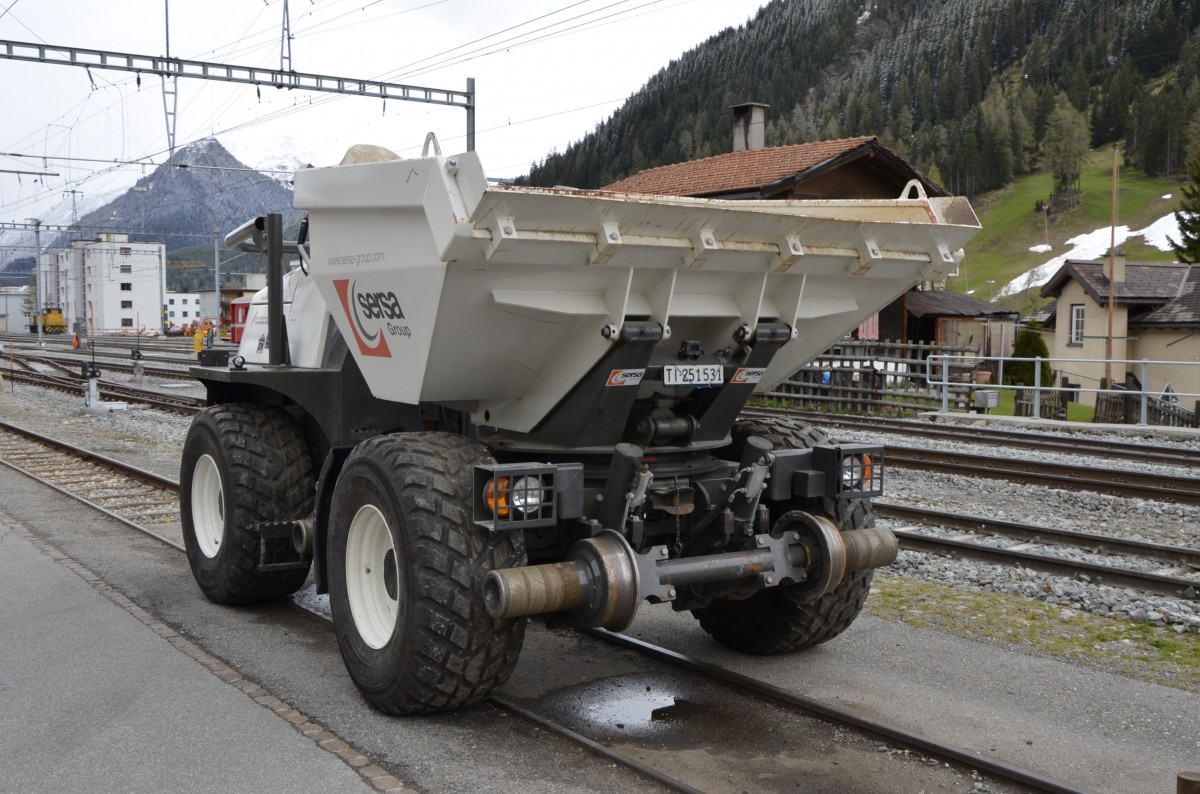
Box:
[293,150,980,433]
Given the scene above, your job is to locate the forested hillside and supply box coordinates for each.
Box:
[523,0,1200,200]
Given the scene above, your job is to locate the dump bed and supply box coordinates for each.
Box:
[294,150,980,433]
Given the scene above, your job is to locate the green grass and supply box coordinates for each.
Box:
[867,575,1200,692]
[974,385,1096,422]
[952,148,1182,312]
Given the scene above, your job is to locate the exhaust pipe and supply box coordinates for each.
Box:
[291,518,314,556]
[483,513,897,630]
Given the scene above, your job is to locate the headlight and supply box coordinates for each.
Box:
[484,475,546,518]
[474,463,577,531]
[841,453,872,489]
[509,475,544,513]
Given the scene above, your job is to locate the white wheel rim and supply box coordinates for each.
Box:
[345,504,400,650]
[191,454,225,559]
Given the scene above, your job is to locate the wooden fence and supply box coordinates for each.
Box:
[764,340,981,414]
[1094,387,1199,427]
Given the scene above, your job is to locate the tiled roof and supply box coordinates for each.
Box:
[602,136,880,196]
[1040,259,1189,305]
[1133,265,1199,327]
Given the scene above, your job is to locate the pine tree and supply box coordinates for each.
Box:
[1169,151,1200,263]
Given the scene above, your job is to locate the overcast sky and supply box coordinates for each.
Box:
[0,0,766,226]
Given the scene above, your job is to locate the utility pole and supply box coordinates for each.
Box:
[280,0,293,73]
[162,0,179,173]
[63,189,83,223]
[213,234,221,330]
[1105,145,1117,390]
[27,218,42,344]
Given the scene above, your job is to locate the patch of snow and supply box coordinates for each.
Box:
[1162,194,1173,200]
[998,213,1182,298]
[1135,214,1181,252]
[1029,244,1051,253]
[220,134,322,188]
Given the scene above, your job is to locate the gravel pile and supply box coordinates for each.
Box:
[2,373,1197,631]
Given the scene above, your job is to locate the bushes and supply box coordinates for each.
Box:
[1006,321,1054,386]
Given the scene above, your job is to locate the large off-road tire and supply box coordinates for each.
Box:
[327,432,526,715]
[693,415,876,654]
[180,404,315,604]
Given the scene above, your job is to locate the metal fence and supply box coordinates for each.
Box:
[926,354,1200,427]
[766,340,980,414]
[763,343,1200,427]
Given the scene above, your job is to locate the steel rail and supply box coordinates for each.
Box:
[581,629,1093,794]
[891,530,1199,600]
[0,420,183,550]
[743,406,1200,468]
[487,695,703,794]
[1,367,205,413]
[876,502,1200,567]
[19,352,199,380]
[884,446,1200,504]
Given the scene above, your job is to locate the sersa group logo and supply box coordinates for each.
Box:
[606,368,646,387]
[333,278,411,358]
[731,367,766,384]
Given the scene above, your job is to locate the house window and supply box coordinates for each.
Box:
[120,318,133,328]
[120,282,132,291]
[1069,304,1085,345]
[120,263,132,274]
[120,247,132,255]
[169,311,176,319]
[121,300,133,309]
[169,298,175,305]
[182,311,189,318]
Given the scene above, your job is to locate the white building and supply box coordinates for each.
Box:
[165,291,203,330]
[41,234,166,335]
[0,285,30,332]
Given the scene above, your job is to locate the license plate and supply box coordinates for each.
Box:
[663,364,723,386]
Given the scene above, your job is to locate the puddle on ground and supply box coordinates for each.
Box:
[536,672,757,745]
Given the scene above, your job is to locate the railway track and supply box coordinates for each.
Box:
[0,420,183,548]
[744,406,1200,469]
[1,364,205,414]
[740,408,1200,504]
[18,351,199,381]
[0,418,1092,793]
[877,502,1200,601]
[883,444,1200,505]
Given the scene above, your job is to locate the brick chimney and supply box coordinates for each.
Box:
[731,102,769,152]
